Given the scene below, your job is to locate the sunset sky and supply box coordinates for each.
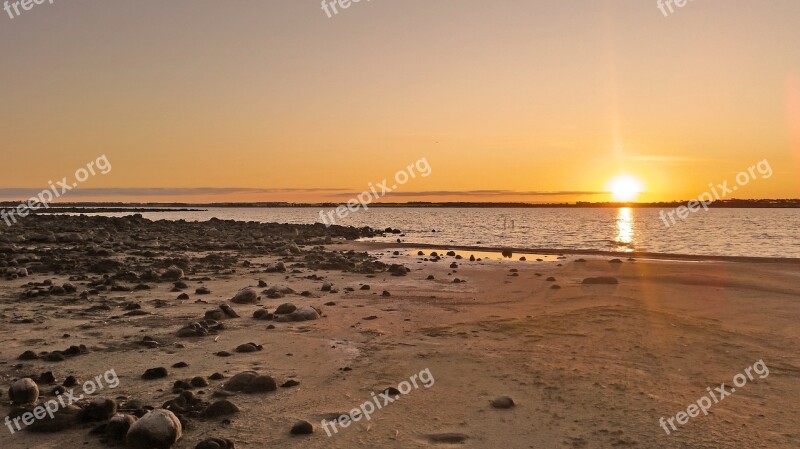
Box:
[0,0,798,203]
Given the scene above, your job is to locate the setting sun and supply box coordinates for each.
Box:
[609,175,643,202]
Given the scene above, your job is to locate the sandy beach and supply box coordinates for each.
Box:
[0,215,797,449]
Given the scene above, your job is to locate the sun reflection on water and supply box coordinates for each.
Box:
[615,207,635,251]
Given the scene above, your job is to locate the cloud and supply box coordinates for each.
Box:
[365,190,606,197]
[0,187,350,198]
[0,187,607,200]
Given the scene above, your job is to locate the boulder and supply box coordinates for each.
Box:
[126,409,182,449]
[231,287,258,304]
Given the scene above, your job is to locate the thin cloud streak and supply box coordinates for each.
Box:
[0,187,607,200]
[0,187,352,198]
[376,190,607,197]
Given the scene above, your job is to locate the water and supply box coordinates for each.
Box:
[61,207,800,259]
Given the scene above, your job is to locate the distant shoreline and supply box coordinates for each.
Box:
[1,199,799,210]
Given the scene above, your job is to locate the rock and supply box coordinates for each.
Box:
[161,266,184,280]
[14,404,81,432]
[265,261,286,273]
[426,433,469,444]
[582,276,619,285]
[290,420,314,435]
[231,287,258,304]
[80,398,118,422]
[8,378,39,404]
[91,259,123,273]
[265,285,294,298]
[388,264,408,276]
[252,309,273,320]
[244,375,277,393]
[142,367,169,380]
[235,343,262,353]
[204,310,225,321]
[191,376,209,387]
[382,290,391,297]
[222,372,257,391]
[37,371,56,384]
[609,259,623,264]
[196,286,211,295]
[196,437,236,449]
[106,414,136,441]
[44,352,66,362]
[223,372,276,393]
[177,293,190,300]
[173,380,192,392]
[491,396,515,409]
[321,282,332,292]
[360,284,371,290]
[172,362,189,368]
[545,277,556,282]
[18,350,38,360]
[281,379,300,388]
[501,249,513,258]
[126,409,182,449]
[219,304,239,318]
[274,306,320,322]
[551,284,561,289]
[383,387,401,397]
[274,303,297,315]
[201,400,240,418]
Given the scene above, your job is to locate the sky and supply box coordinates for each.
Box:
[0,0,798,203]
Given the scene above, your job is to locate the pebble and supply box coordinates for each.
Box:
[142,367,169,380]
[201,400,240,418]
[491,396,516,409]
[290,420,314,435]
[196,437,236,449]
[582,276,619,285]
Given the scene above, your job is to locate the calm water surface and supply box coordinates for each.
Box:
[64,207,800,259]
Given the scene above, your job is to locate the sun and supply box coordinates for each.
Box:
[608,175,643,202]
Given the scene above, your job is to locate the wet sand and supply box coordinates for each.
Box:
[1,215,798,448]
